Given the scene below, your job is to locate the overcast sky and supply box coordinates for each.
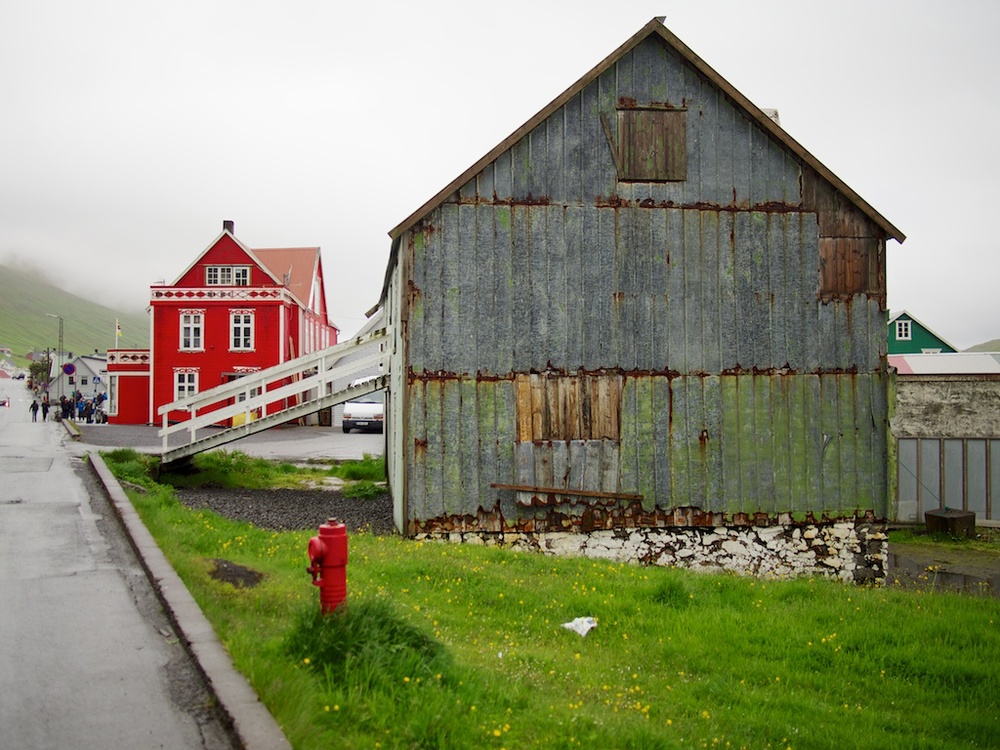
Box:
[1,1,996,347]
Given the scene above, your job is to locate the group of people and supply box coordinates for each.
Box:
[29,392,107,423]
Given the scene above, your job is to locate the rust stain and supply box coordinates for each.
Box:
[411,503,883,536]
[595,195,632,208]
[455,194,552,207]
[413,438,427,460]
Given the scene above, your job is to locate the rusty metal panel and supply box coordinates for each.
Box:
[407,231,426,373]
[495,207,514,376]
[407,379,428,519]
[492,146,512,202]
[473,204,494,375]
[597,208,617,368]
[565,205,585,366]
[441,382,464,517]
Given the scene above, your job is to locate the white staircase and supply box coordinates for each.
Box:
[157,328,388,466]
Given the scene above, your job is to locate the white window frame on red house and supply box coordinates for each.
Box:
[174,369,198,400]
[205,265,251,286]
[180,310,204,351]
[230,309,255,351]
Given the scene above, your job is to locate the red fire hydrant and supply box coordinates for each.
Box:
[307,518,348,614]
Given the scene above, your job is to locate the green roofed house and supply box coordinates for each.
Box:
[887,310,957,354]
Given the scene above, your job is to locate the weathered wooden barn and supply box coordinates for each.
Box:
[379,19,905,579]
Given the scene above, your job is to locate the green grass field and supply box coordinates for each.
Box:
[104,449,1000,750]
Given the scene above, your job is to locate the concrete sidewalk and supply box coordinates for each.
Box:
[0,383,291,749]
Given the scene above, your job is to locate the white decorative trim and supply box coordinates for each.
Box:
[152,288,292,303]
[172,367,200,374]
[178,308,207,315]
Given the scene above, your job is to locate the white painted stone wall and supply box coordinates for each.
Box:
[416,521,889,583]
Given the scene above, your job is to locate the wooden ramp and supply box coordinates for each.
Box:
[158,328,388,466]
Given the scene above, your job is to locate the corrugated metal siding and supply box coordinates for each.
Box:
[393,34,889,532]
[401,372,888,527]
[407,205,884,375]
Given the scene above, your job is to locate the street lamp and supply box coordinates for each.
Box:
[46,313,64,402]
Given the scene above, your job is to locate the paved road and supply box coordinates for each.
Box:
[0,383,237,749]
[74,420,386,463]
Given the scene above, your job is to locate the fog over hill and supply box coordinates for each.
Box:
[0,262,149,365]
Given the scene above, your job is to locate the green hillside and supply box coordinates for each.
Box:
[966,339,1000,352]
[0,264,149,367]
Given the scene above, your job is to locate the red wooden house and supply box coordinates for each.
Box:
[108,221,339,424]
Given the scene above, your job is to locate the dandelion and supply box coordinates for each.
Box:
[303,658,310,665]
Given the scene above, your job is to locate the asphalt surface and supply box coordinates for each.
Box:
[74,419,386,463]
[0,385,244,749]
[0,384,368,749]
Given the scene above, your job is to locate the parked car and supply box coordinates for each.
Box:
[342,377,384,433]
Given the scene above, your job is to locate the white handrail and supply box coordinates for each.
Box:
[157,327,386,416]
[158,328,389,453]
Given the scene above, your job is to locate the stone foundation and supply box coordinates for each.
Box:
[415,521,888,583]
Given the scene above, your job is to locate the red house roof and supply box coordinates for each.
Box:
[254,247,321,311]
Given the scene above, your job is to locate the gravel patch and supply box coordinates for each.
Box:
[174,487,395,536]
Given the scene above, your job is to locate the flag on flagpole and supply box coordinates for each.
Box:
[116,319,122,338]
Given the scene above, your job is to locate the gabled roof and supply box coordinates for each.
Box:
[887,310,957,350]
[167,230,327,315]
[388,17,905,243]
[169,229,284,288]
[254,247,321,311]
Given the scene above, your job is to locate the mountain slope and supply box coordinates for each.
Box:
[966,339,1000,352]
[0,264,149,366]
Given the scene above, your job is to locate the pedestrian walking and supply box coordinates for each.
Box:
[29,400,39,422]
[41,400,50,421]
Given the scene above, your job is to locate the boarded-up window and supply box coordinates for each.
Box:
[617,108,687,182]
[803,167,886,302]
[818,237,884,299]
[515,372,622,442]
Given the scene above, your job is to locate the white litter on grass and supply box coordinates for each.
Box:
[562,616,598,637]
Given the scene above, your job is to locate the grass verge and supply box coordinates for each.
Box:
[149,449,386,493]
[889,525,1000,556]
[103,450,1000,750]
